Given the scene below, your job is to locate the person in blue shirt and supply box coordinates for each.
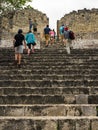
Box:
[59,24,65,43]
[25,30,37,55]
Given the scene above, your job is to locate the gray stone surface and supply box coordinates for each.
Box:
[76,94,88,104]
[0,39,98,49]
[0,47,98,129]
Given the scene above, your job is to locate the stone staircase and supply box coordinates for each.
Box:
[0,47,98,130]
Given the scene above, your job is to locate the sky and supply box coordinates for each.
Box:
[31,0,98,31]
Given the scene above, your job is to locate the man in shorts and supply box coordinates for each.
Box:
[13,29,26,67]
[64,27,72,54]
[44,25,51,47]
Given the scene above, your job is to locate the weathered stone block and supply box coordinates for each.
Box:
[76,119,90,130]
[76,94,88,104]
[91,120,98,130]
[81,106,97,116]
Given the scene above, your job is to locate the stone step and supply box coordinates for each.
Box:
[1,63,98,68]
[0,104,97,117]
[0,59,98,66]
[0,63,98,68]
[1,55,98,62]
[0,116,98,130]
[1,51,98,56]
[0,66,98,72]
[1,62,98,68]
[0,87,92,95]
[0,74,98,80]
[0,53,98,60]
[26,58,98,62]
[0,80,98,87]
[0,47,98,130]
[0,86,97,96]
[0,69,98,75]
[0,94,98,104]
[26,57,97,61]
[1,48,98,53]
[0,55,98,60]
[0,55,98,59]
[1,49,98,56]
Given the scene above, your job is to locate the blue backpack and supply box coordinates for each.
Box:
[62,27,64,33]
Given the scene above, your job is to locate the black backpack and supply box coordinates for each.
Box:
[69,30,75,40]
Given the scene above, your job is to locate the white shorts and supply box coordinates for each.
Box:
[15,45,23,54]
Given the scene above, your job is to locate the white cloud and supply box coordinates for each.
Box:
[31,0,98,31]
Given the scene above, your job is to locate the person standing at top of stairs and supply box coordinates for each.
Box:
[29,18,33,31]
[33,19,38,35]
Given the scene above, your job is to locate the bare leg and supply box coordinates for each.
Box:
[13,53,18,65]
[27,48,30,55]
[63,39,67,46]
[15,54,18,61]
[66,39,71,54]
[17,53,22,68]
[17,53,22,65]
[45,40,49,46]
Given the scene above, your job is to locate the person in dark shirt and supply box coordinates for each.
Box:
[64,27,72,54]
[13,29,26,67]
[33,19,38,35]
[29,18,33,31]
[44,25,51,47]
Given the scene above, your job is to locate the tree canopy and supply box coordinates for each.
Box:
[0,0,32,15]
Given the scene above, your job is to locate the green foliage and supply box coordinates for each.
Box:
[0,0,32,15]
[7,0,31,8]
